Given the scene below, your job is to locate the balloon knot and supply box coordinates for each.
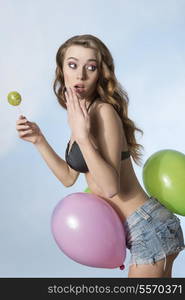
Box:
[119,264,125,270]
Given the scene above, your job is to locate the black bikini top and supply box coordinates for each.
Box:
[65,101,130,173]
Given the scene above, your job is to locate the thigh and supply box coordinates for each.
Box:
[125,200,185,270]
[128,259,165,278]
[163,252,179,278]
[128,252,179,278]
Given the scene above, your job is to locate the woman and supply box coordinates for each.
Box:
[16,34,184,277]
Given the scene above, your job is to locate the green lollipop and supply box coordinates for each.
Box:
[7,91,22,106]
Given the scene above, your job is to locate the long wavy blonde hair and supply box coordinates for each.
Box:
[53,34,144,165]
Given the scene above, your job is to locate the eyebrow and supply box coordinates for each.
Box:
[67,57,97,62]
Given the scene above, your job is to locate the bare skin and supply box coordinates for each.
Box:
[16,109,178,278]
[67,100,179,278]
[68,99,149,221]
[128,253,179,278]
[16,45,179,278]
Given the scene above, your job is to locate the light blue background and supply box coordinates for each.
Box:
[0,0,185,277]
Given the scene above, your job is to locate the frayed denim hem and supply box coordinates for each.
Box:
[128,246,185,271]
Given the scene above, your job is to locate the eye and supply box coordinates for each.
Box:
[68,62,76,69]
[87,65,97,71]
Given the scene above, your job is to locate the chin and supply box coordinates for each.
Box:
[79,92,89,99]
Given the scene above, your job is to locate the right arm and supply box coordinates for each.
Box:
[16,115,79,187]
[34,135,79,187]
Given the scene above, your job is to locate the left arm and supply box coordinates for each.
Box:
[78,103,123,198]
[65,87,123,198]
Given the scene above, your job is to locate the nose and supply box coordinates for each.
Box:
[77,67,86,80]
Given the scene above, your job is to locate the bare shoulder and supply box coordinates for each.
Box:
[93,100,115,111]
[90,100,125,146]
[92,101,123,130]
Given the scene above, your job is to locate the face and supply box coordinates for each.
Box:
[63,45,99,101]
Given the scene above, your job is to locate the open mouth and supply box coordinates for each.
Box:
[74,85,85,93]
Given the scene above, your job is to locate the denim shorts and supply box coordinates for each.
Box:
[124,196,185,267]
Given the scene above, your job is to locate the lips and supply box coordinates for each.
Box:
[74,83,85,88]
[74,84,85,93]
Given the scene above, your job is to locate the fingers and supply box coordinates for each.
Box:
[16,116,34,128]
[65,87,75,110]
[16,124,30,131]
[65,87,80,107]
[16,122,33,137]
[80,101,88,117]
[16,116,28,125]
[64,89,69,106]
[65,86,86,123]
[19,129,33,137]
[16,115,34,136]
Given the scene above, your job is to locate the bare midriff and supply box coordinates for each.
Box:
[84,99,149,222]
[85,157,149,222]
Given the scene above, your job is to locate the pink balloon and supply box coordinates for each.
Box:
[51,192,126,269]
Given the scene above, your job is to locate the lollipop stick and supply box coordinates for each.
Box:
[17,105,24,117]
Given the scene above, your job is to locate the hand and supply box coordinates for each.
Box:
[65,87,91,142]
[16,115,43,144]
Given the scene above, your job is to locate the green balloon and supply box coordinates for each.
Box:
[142,149,185,216]
[84,187,91,193]
[7,91,22,106]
